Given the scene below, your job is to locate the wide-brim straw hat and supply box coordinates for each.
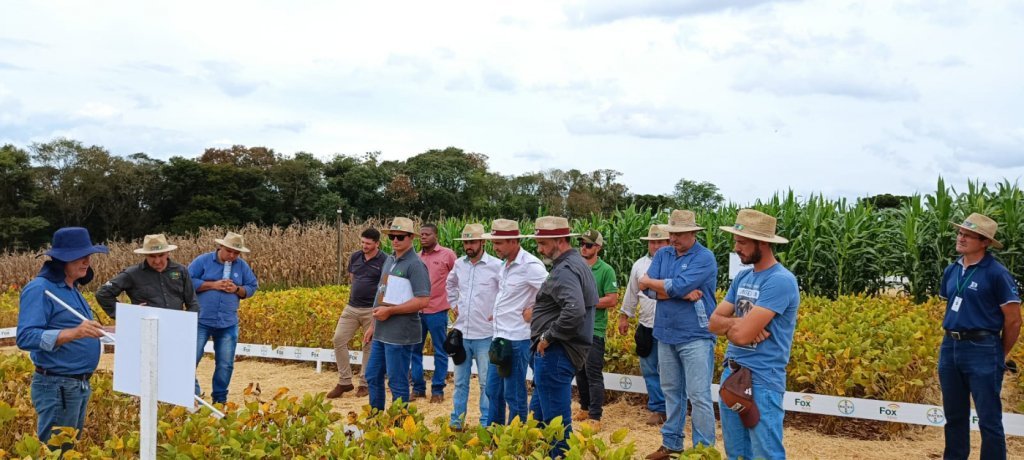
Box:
[215,231,251,253]
[951,213,1003,249]
[384,217,417,235]
[528,216,579,238]
[483,219,527,239]
[664,210,705,232]
[719,209,789,244]
[639,224,671,241]
[133,234,178,254]
[454,223,487,241]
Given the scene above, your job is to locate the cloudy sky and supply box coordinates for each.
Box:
[2,1,1022,203]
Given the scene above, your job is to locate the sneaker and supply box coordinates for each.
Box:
[327,383,354,399]
[572,409,589,421]
[645,446,682,460]
[430,394,444,403]
[355,386,369,397]
[646,411,667,426]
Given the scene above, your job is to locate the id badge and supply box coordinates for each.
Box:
[951,296,963,312]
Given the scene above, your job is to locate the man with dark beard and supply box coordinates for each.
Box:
[709,209,800,460]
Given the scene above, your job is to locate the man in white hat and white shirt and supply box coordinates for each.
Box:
[937,212,1020,460]
[618,224,671,426]
[96,233,199,318]
[483,218,548,426]
[709,209,799,460]
[189,231,259,404]
[446,223,501,430]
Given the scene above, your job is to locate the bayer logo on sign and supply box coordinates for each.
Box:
[837,399,855,415]
[927,408,945,425]
[619,376,632,390]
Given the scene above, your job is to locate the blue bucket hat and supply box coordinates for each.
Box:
[44,227,109,262]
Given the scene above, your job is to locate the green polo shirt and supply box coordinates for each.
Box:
[590,258,618,338]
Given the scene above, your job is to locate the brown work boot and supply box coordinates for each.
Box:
[355,386,369,397]
[572,408,589,421]
[646,411,667,426]
[327,383,354,399]
[430,394,444,403]
[410,391,426,402]
[645,446,682,460]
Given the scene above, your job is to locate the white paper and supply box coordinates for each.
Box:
[729,253,753,280]
[113,303,198,408]
[382,276,413,305]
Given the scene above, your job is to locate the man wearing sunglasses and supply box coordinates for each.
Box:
[571,229,618,430]
[363,217,432,410]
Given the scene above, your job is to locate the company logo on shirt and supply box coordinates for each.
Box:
[968,281,978,291]
[169,271,181,280]
[737,287,760,299]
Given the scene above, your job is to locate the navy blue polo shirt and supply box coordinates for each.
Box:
[939,252,1021,332]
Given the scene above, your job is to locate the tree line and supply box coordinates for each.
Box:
[0,138,730,251]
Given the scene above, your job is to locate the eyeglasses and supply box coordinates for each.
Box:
[388,234,408,241]
[578,241,596,249]
[957,231,983,240]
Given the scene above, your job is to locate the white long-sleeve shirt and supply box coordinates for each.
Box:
[492,248,548,341]
[620,255,657,328]
[446,252,502,340]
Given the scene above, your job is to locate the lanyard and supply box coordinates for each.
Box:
[955,266,977,297]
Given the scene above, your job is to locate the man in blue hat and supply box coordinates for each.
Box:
[17,227,110,444]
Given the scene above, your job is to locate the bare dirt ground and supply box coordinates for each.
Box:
[157,355,1023,459]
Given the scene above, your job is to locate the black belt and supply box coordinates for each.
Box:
[35,367,92,381]
[944,330,997,340]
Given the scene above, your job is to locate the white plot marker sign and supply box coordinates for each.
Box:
[113,303,199,408]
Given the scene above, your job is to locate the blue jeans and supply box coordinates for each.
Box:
[718,365,786,460]
[366,340,414,410]
[640,336,666,413]
[451,337,492,428]
[939,335,1006,460]
[194,323,239,403]
[659,339,716,451]
[30,373,91,443]
[485,338,531,425]
[529,343,577,459]
[411,311,449,396]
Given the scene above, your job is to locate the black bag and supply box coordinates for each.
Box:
[634,324,654,358]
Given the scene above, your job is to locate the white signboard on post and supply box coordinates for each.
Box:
[113,303,198,408]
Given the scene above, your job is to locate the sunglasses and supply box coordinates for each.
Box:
[578,241,596,249]
[388,234,409,241]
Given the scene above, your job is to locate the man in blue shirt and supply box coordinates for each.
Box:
[639,210,718,458]
[189,231,259,404]
[938,213,1021,460]
[709,209,800,460]
[17,227,109,444]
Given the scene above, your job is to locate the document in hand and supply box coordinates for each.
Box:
[382,275,414,306]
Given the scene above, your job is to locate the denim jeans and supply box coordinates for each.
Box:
[529,343,577,459]
[451,337,492,429]
[640,336,666,413]
[575,335,606,420]
[366,339,414,410]
[659,338,716,451]
[194,323,239,403]
[718,364,786,460]
[411,311,449,396]
[30,373,91,443]
[485,338,531,425]
[939,335,1007,460]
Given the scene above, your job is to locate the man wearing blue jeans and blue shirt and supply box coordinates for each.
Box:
[938,213,1020,460]
[640,210,719,460]
[364,217,432,410]
[190,231,259,404]
[710,209,800,460]
[619,224,671,426]
[529,216,598,458]
[484,218,547,426]
[411,223,457,403]
[18,227,109,444]
[446,223,501,429]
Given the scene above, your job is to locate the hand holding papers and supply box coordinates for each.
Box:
[381,276,413,306]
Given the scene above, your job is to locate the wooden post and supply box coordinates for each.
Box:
[336,208,344,284]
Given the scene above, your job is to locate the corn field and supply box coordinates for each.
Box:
[1,178,1021,300]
